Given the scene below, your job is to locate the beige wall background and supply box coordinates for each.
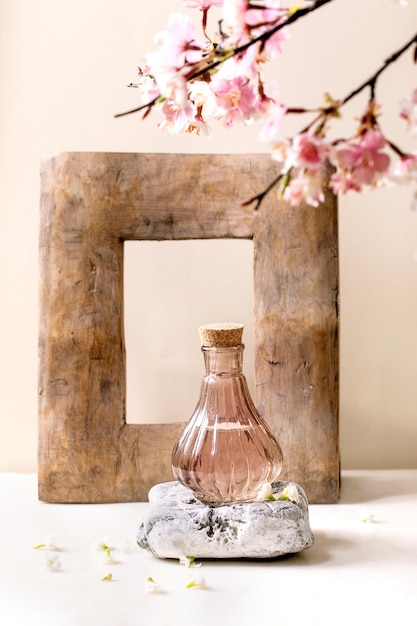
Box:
[1,0,417,473]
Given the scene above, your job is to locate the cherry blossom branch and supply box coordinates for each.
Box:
[341,30,417,107]
[115,1,417,210]
[244,29,417,210]
[115,0,335,119]
[189,0,335,81]
[242,172,285,210]
[287,30,417,135]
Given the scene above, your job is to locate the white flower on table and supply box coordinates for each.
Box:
[117,539,137,554]
[185,574,207,589]
[256,483,276,501]
[44,552,62,572]
[277,483,302,505]
[145,576,162,593]
[256,482,302,503]
[179,554,201,568]
[92,536,114,562]
[92,536,112,552]
[360,508,376,523]
[100,550,115,565]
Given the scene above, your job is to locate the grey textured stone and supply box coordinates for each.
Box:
[137,481,314,560]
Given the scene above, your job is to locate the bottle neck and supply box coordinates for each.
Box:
[202,345,244,376]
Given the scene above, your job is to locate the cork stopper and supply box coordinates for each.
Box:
[198,323,244,348]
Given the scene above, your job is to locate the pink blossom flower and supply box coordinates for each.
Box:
[222,0,250,41]
[137,72,160,106]
[158,99,206,134]
[262,26,289,60]
[393,153,417,211]
[282,171,325,207]
[289,133,330,171]
[270,133,329,174]
[188,80,218,121]
[394,152,417,182]
[227,45,262,81]
[222,0,287,57]
[245,0,283,27]
[155,70,189,107]
[329,172,361,194]
[259,98,286,142]
[400,88,417,137]
[270,138,291,166]
[333,129,391,188]
[245,0,288,59]
[158,100,196,135]
[211,74,260,126]
[152,13,205,70]
[184,0,224,8]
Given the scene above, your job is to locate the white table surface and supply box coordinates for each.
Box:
[1,470,416,626]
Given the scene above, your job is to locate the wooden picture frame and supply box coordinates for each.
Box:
[38,152,339,504]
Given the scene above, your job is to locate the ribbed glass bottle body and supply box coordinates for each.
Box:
[171,345,283,503]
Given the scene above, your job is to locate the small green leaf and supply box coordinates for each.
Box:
[101,572,113,581]
[279,172,291,198]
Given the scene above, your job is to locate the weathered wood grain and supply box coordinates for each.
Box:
[253,178,339,503]
[38,152,339,503]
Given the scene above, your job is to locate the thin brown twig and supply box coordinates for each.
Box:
[342,31,417,107]
[241,172,284,210]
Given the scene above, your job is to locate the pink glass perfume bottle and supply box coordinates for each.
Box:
[171,323,283,503]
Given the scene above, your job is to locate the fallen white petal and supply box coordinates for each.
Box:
[185,575,207,589]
